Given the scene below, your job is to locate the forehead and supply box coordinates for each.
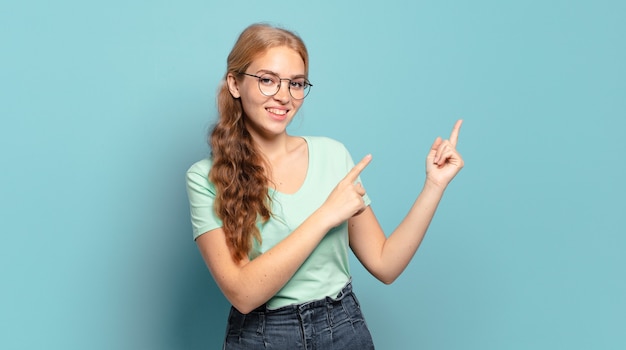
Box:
[248,46,306,76]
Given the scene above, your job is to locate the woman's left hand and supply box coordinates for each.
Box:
[425,119,464,188]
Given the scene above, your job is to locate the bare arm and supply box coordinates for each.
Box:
[349,120,464,284]
[196,155,373,314]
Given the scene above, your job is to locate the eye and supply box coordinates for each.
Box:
[290,79,307,90]
[259,74,279,86]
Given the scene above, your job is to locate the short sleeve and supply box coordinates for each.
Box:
[185,159,223,240]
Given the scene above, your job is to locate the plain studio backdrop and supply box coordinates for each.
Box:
[1,1,624,349]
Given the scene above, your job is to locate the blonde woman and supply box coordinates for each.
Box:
[186,23,464,349]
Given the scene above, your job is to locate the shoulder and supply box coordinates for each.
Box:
[186,157,216,192]
[303,136,356,173]
[303,136,349,153]
[186,157,213,176]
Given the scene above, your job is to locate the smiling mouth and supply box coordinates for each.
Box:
[266,108,288,116]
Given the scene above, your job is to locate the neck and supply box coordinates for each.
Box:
[245,125,293,160]
[254,134,290,158]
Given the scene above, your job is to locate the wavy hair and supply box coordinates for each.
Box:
[209,23,309,262]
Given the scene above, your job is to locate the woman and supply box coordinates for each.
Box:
[186,23,464,349]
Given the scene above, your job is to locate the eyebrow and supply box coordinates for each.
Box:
[255,69,307,80]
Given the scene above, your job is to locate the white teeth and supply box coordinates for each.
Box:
[267,108,287,115]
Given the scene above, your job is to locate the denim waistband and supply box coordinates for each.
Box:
[250,279,354,315]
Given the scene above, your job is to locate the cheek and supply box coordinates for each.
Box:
[239,94,268,116]
[239,99,255,117]
[238,81,261,99]
[292,100,304,112]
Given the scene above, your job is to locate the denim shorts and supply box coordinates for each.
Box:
[223,281,375,349]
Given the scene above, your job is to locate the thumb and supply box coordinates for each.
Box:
[427,137,443,165]
[429,137,442,154]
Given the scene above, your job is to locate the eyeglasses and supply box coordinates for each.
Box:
[239,72,313,100]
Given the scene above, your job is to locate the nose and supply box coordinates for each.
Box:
[273,80,291,103]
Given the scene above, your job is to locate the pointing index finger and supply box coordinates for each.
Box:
[345,154,372,182]
[449,119,463,147]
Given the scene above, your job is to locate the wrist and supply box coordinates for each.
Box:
[423,177,448,194]
[311,205,340,232]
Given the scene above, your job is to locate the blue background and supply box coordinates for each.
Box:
[2,1,624,349]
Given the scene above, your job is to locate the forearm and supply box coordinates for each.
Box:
[203,207,335,314]
[378,181,446,282]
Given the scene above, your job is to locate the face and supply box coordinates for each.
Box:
[227,46,306,140]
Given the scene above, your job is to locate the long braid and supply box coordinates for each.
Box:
[209,82,271,262]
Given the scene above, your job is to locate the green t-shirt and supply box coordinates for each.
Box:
[186,136,371,309]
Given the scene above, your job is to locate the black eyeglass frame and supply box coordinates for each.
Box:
[239,72,313,100]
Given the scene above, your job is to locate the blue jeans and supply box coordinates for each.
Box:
[223,281,375,349]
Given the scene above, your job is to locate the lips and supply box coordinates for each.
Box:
[266,107,289,120]
[266,107,288,115]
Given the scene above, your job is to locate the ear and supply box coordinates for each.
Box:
[226,73,241,98]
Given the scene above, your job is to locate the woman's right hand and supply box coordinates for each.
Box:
[320,154,372,228]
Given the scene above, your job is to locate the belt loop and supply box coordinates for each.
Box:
[326,297,334,327]
[256,312,265,335]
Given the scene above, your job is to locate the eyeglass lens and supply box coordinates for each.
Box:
[257,73,310,100]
